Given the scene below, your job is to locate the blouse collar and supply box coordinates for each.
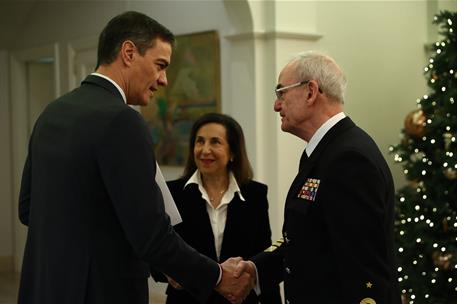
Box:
[184,170,246,204]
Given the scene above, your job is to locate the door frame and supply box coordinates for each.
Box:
[9,43,60,272]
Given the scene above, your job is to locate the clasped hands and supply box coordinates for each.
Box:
[166,257,256,304]
[216,257,257,304]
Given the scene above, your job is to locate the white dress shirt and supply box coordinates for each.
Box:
[185,170,245,261]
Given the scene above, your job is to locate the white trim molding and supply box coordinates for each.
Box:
[225,29,323,41]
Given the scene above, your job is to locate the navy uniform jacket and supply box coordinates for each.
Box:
[156,178,282,304]
[18,75,219,304]
[253,117,401,304]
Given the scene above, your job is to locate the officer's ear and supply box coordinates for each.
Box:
[304,80,320,105]
[307,80,321,99]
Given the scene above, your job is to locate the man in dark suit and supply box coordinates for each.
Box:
[18,11,252,304]
[237,51,401,304]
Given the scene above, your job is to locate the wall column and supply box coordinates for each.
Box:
[224,0,322,240]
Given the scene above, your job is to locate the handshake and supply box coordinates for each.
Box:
[166,257,257,304]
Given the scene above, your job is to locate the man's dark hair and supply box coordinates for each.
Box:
[96,11,175,68]
[182,113,254,186]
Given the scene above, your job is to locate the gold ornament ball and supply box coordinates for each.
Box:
[432,251,452,270]
[443,132,452,150]
[404,109,426,138]
[443,168,457,180]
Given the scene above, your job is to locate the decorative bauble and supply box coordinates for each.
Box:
[432,251,452,270]
[443,167,457,180]
[409,179,420,189]
[443,218,449,233]
[443,132,452,150]
[410,152,425,162]
[409,180,425,191]
[404,109,426,138]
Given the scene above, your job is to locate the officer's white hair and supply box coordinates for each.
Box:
[289,51,347,104]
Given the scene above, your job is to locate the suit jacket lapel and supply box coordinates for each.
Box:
[307,117,355,164]
[286,117,355,202]
[287,149,313,201]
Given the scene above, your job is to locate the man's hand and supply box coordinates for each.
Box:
[215,257,255,304]
[233,260,257,281]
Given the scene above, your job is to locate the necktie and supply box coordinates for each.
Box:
[299,149,309,170]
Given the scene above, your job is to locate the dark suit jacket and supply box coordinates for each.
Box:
[253,117,401,304]
[18,75,219,304]
[156,178,281,304]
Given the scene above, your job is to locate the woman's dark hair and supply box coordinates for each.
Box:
[182,113,254,185]
[96,11,175,68]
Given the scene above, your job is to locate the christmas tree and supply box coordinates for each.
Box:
[389,10,457,304]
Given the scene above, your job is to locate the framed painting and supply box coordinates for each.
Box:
[141,30,221,166]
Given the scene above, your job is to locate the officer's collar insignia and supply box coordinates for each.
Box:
[297,178,320,202]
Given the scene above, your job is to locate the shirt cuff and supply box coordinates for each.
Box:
[216,263,223,286]
[249,261,261,295]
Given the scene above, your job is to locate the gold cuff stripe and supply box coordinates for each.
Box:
[264,238,284,252]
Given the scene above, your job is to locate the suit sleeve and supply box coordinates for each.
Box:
[251,239,285,294]
[319,150,395,303]
[252,184,273,252]
[18,153,32,226]
[97,109,219,303]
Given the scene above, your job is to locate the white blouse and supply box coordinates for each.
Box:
[184,170,245,261]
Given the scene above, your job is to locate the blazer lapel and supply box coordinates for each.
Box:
[183,185,218,260]
[219,195,245,261]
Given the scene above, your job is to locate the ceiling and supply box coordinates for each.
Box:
[0,0,38,49]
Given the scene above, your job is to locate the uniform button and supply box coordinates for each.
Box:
[286,300,290,304]
[285,267,291,274]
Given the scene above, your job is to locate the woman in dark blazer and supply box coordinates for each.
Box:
[156,113,281,304]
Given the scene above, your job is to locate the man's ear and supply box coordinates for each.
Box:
[307,80,320,102]
[304,81,318,106]
[120,40,136,66]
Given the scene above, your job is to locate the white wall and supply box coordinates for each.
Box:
[317,1,430,187]
[0,49,13,272]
